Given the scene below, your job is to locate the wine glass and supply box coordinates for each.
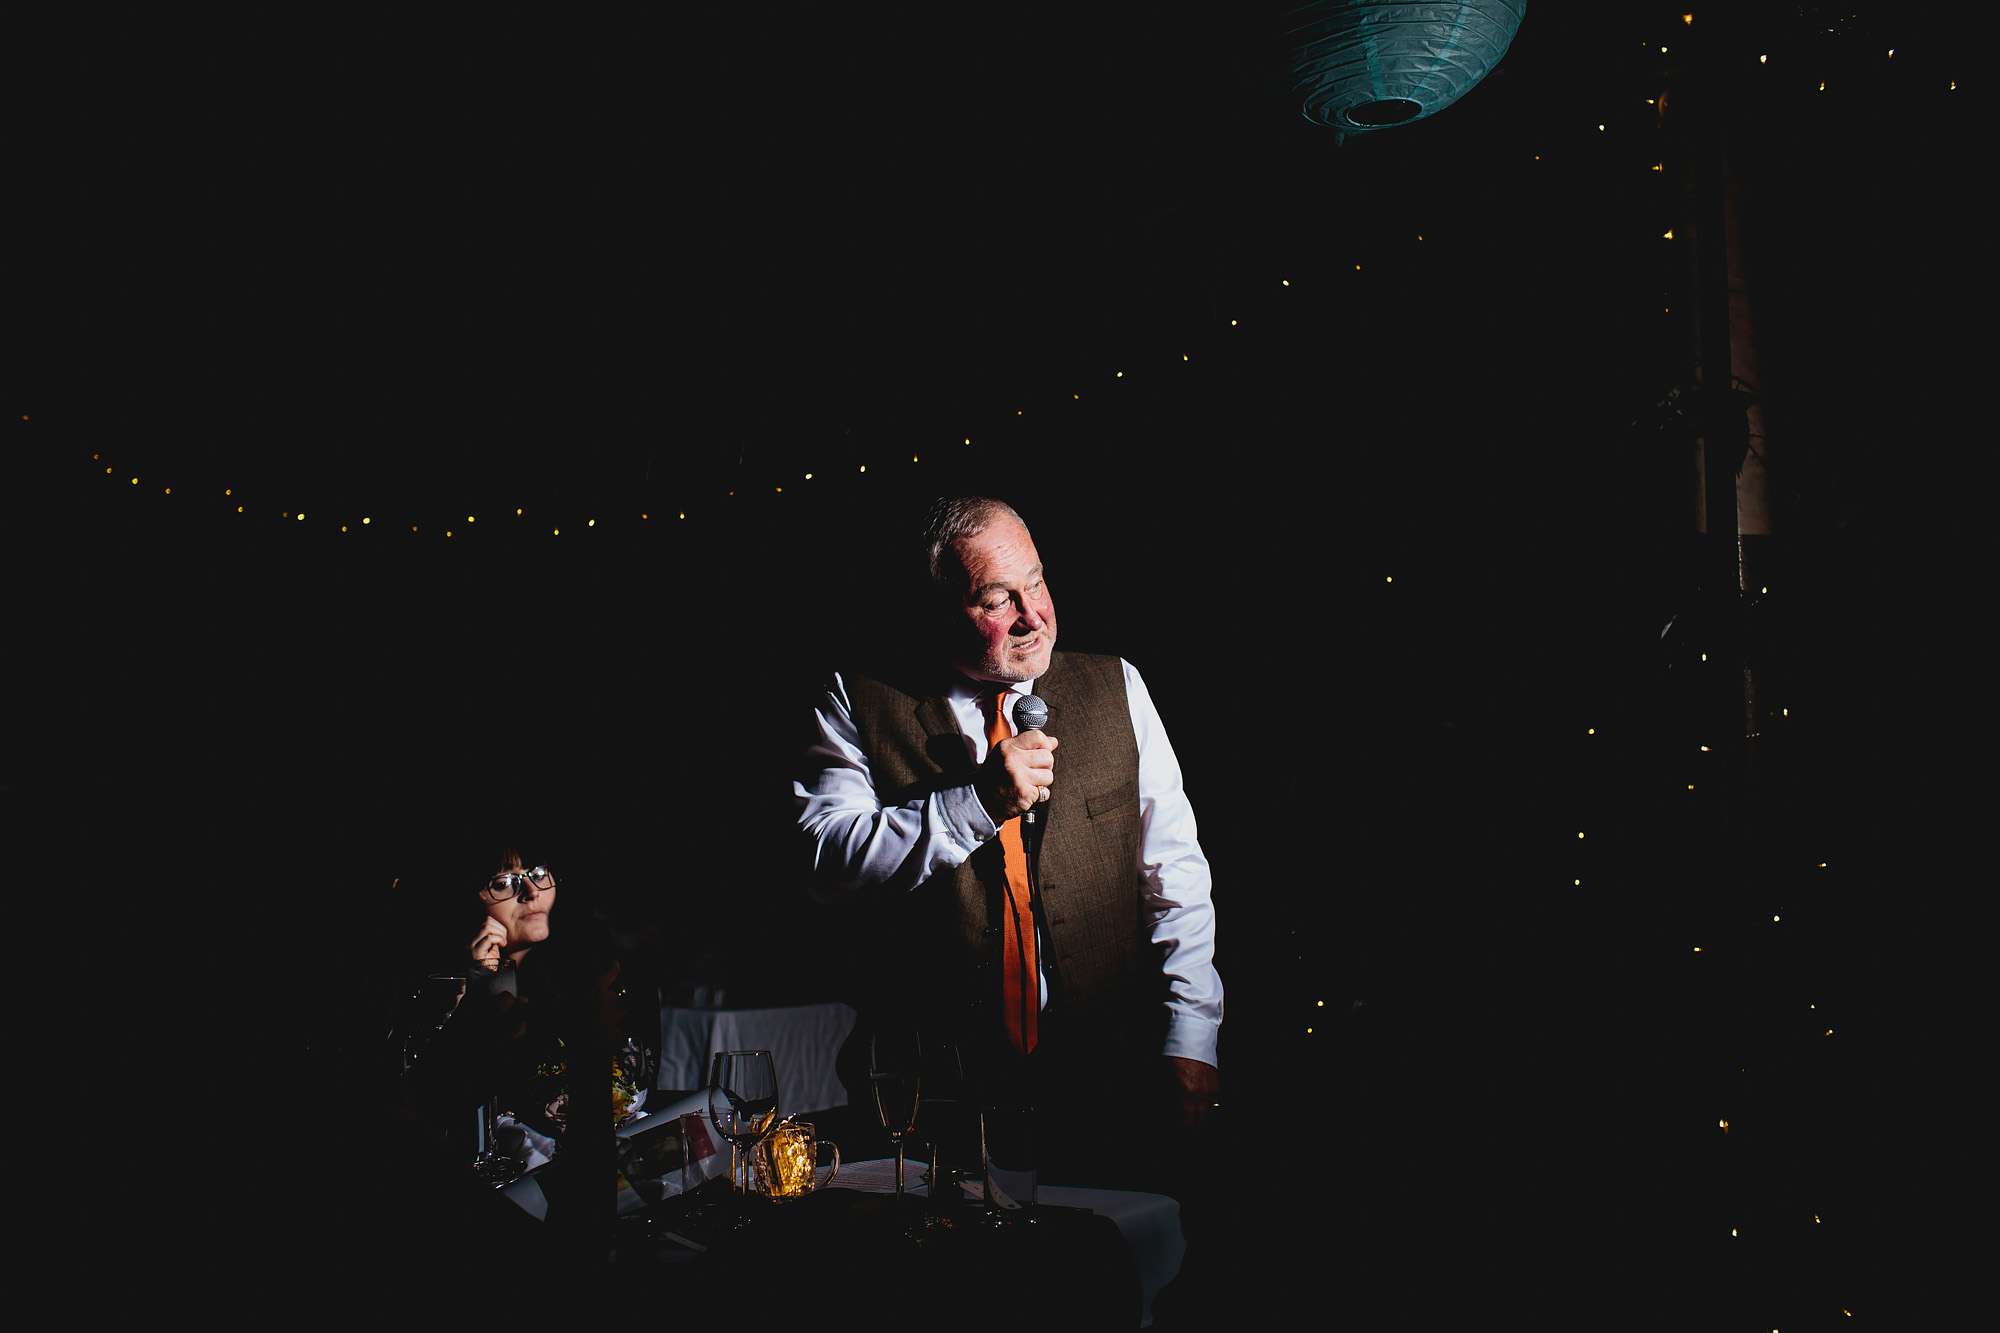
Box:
[470,1093,521,1186]
[707,1050,779,1198]
[867,1024,924,1204]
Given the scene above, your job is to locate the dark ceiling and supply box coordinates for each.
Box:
[21,9,1816,459]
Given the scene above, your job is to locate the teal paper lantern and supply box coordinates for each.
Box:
[1288,0,1526,134]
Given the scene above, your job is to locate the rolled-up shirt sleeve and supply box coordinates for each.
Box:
[1125,659,1224,1069]
[794,672,997,902]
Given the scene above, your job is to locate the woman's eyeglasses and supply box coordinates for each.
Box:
[479,866,555,904]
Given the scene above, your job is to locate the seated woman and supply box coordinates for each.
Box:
[402,844,651,1175]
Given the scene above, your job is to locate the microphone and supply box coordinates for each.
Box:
[1014,692,1049,734]
[1014,693,1050,838]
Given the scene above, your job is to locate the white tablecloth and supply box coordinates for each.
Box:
[835,1157,1186,1328]
[656,1003,857,1116]
[502,1141,1183,1327]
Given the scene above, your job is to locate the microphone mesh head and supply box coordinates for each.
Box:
[1015,694,1049,732]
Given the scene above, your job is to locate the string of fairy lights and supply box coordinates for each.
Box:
[53,12,1951,564]
[1581,10,1934,1326]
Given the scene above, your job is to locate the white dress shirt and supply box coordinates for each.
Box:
[794,660,1222,1068]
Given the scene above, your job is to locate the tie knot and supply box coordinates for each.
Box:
[985,689,1012,747]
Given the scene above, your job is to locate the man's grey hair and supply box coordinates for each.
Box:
[921,496,1026,595]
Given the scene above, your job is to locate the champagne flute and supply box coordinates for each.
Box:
[868,1025,924,1204]
[707,1050,779,1200]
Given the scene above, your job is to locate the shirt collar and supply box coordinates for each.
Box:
[945,673,1035,703]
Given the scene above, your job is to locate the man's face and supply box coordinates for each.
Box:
[949,517,1058,683]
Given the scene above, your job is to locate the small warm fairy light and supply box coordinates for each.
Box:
[1701,652,1708,661]
[1660,45,1668,54]
[1305,1027,1313,1035]
[552,528,560,536]
[1718,1118,1728,1130]
[362,516,371,525]
[1824,1028,1834,1037]
[1818,80,1826,91]
[641,513,649,521]
[1698,744,1710,752]
[1598,123,1606,131]
[106,467,113,474]
[1587,727,1596,735]
[1353,264,1360,271]
[1384,575,1393,584]
[912,454,920,462]
[961,438,969,446]
[1073,391,1081,399]
[1682,11,1693,24]
[1809,1003,1816,1010]
[1687,784,1695,791]
[130,476,139,485]
[588,518,597,526]
[1663,228,1675,239]
[775,487,783,494]
[410,525,418,533]
[858,465,867,473]
[1651,162,1663,172]
[1534,153,1541,160]
[1182,354,1189,361]
[1574,879,1581,886]
[1816,861,1826,868]
[1772,915,1780,922]
[1416,233,1424,241]
[1577,831,1585,839]
[340,525,348,533]
[1015,408,1025,415]
[1115,370,1124,378]
[164,487,172,494]
[1664,307,1672,314]
[1281,278,1290,287]
[678,512,687,520]
[1887,48,1894,58]
[1949,80,1957,91]
[1782,707,1790,718]
[467,515,476,524]
[282,511,290,518]
[1813,1214,1821,1224]
[1693,946,1703,953]
[445,530,453,539]
[516,507,524,516]
[1760,585,1768,594]
[1730,1227,1738,1237]
[1759,54,1768,64]
[235,505,244,513]
[1229,318,1238,326]
[296,513,305,522]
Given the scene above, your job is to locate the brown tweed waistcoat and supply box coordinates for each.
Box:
[844,650,1152,1048]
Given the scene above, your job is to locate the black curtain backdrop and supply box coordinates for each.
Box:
[21,2,1982,1322]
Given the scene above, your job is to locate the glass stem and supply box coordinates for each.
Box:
[894,1138,905,1199]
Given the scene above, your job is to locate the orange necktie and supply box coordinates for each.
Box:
[985,690,1039,1054]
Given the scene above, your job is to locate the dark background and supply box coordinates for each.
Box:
[19,2,1980,1323]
